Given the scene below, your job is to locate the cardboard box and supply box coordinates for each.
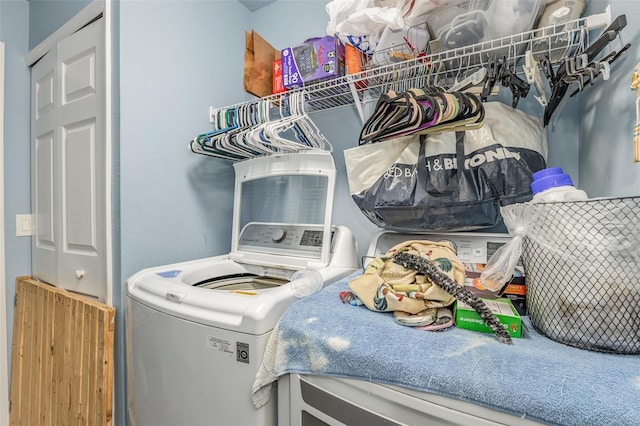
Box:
[462,256,527,316]
[272,59,286,95]
[281,36,345,89]
[455,298,522,338]
[502,282,527,316]
[345,43,364,75]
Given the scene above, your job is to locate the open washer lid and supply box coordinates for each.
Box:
[229,150,337,272]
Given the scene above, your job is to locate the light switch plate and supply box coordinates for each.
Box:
[16,214,32,237]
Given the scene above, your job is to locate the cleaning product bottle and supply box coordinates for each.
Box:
[530,167,589,202]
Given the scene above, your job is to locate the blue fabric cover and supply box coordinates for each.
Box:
[253,271,640,425]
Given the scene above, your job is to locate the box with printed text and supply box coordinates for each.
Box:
[454,298,522,338]
[281,36,345,89]
[272,58,286,95]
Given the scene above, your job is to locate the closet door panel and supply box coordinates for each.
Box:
[35,69,55,118]
[56,18,106,300]
[63,118,97,252]
[31,49,59,286]
[62,46,96,104]
[34,132,55,247]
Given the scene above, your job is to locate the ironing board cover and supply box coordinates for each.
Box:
[253,271,640,426]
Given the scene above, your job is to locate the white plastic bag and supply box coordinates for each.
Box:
[326,0,398,54]
[480,196,633,292]
[325,0,446,54]
[479,203,535,292]
[326,0,373,37]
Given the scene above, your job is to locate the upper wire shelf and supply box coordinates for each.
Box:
[209,7,612,127]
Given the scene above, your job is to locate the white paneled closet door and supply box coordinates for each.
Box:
[31,17,108,302]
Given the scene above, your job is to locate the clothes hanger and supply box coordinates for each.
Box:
[259,91,332,153]
[359,90,423,143]
[362,86,486,142]
[417,61,429,89]
[481,56,506,102]
[201,102,274,160]
[250,95,298,152]
[290,92,332,151]
[448,67,487,93]
[192,105,246,160]
[522,50,548,107]
[544,14,628,125]
[500,44,530,108]
[501,67,530,108]
[416,91,485,135]
[568,43,630,97]
[359,90,419,144]
[236,100,272,155]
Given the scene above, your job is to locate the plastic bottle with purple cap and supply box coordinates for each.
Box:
[531,167,589,202]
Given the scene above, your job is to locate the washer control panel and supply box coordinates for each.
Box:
[238,223,330,257]
[369,231,511,265]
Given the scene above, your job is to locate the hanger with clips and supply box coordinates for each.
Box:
[523,50,548,107]
[544,14,628,126]
[560,54,588,91]
[481,56,506,102]
[501,67,530,108]
[569,43,631,97]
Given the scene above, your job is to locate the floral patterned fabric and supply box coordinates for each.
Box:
[349,240,465,314]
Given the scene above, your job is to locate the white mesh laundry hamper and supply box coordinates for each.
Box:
[512,197,640,354]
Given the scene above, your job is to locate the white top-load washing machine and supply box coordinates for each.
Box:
[125,151,358,426]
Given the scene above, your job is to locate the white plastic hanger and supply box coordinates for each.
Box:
[523,50,548,107]
[448,67,487,92]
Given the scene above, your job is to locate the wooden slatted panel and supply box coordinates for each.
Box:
[9,277,115,426]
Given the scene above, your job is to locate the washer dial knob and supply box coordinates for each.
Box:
[272,228,286,243]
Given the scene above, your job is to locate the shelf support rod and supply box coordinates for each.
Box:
[347,77,366,124]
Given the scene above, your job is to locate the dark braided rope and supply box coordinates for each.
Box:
[393,252,513,345]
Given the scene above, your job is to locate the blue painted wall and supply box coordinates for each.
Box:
[118,2,251,424]
[580,0,640,196]
[0,0,32,388]
[2,1,640,425]
[28,0,92,49]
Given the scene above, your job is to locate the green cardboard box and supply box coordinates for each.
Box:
[454,298,522,338]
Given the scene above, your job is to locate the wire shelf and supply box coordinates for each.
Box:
[192,8,619,161]
[209,8,611,127]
